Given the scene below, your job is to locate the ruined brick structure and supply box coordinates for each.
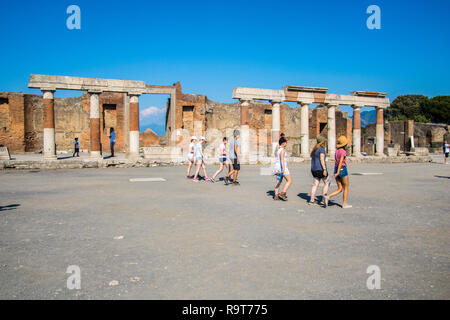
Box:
[1,82,354,156]
[362,120,449,154]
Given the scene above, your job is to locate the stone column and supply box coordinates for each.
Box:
[352,105,362,157]
[128,94,141,159]
[376,107,384,156]
[89,92,102,159]
[240,100,250,164]
[327,104,337,156]
[300,102,309,157]
[42,90,57,160]
[271,100,281,156]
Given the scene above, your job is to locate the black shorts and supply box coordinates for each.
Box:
[232,159,240,171]
[312,170,326,179]
[446,152,449,158]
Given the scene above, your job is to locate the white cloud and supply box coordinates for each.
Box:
[140,106,165,118]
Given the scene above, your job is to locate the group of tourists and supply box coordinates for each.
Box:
[185,128,352,208]
[272,134,352,208]
[186,129,241,185]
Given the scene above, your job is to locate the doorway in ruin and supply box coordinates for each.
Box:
[182,106,194,133]
[139,94,169,147]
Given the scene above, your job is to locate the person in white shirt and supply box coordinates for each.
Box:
[211,137,230,182]
[444,140,449,164]
[186,136,197,178]
[193,137,210,182]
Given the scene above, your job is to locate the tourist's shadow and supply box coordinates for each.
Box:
[0,204,20,212]
[297,193,339,207]
[266,190,275,198]
[435,175,450,179]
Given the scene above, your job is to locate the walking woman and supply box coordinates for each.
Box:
[309,136,329,206]
[273,136,292,201]
[192,137,210,182]
[186,136,197,178]
[211,137,230,183]
[325,136,352,209]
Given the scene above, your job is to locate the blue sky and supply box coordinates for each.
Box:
[1,0,449,134]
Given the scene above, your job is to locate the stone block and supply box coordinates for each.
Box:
[0,146,11,160]
[384,146,399,157]
[142,146,183,162]
[411,147,429,156]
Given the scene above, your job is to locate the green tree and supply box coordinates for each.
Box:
[421,96,450,124]
[386,95,429,121]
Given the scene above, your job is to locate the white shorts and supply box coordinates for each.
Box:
[188,153,194,162]
[195,156,203,164]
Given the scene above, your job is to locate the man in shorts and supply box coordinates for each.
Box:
[226,130,240,185]
[444,140,449,164]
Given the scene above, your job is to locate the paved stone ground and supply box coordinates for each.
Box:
[0,162,449,300]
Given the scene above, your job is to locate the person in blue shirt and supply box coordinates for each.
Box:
[73,137,80,157]
[109,127,116,157]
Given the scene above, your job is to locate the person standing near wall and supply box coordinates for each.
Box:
[73,137,80,157]
[309,136,329,206]
[325,136,352,209]
[109,127,116,157]
[444,140,449,164]
[225,130,240,185]
[211,137,230,182]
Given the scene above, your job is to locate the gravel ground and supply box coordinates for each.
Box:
[0,162,449,299]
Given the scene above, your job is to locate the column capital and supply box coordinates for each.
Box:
[351,104,364,109]
[87,90,102,95]
[325,103,339,108]
[240,99,251,107]
[41,88,55,93]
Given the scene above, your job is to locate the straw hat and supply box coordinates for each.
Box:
[336,136,348,148]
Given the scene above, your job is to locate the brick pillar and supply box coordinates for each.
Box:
[376,107,384,156]
[352,105,362,157]
[89,92,102,159]
[327,104,337,156]
[42,90,57,160]
[128,94,140,159]
[300,102,309,157]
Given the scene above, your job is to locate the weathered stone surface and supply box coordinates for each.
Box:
[0,146,11,160]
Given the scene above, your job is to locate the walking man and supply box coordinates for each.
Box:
[226,130,240,185]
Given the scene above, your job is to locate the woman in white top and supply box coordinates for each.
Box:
[193,137,210,182]
[211,137,230,183]
[186,136,197,178]
[273,137,292,201]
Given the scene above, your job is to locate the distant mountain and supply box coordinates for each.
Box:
[141,124,166,136]
[350,110,377,128]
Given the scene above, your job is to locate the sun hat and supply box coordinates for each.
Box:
[316,136,327,144]
[336,136,348,148]
[200,136,206,141]
[191,136,198,141]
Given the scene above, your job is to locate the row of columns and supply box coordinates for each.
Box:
[41,90,141,160]
[238,99,385,159]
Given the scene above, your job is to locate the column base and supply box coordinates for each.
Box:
[126,153,141,160]
[375,153,387,158]
[43,154,57,161]
[89,151,102,160]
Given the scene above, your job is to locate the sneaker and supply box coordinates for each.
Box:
[210,177,215,183]
[274,195,280,201]
[192,179,199,183]
[186,175,191,179]
[308,201,316,206]
[232,181,240,186]
[342,204,353,209]
[278,193,287,201]
[224,177,230,185]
